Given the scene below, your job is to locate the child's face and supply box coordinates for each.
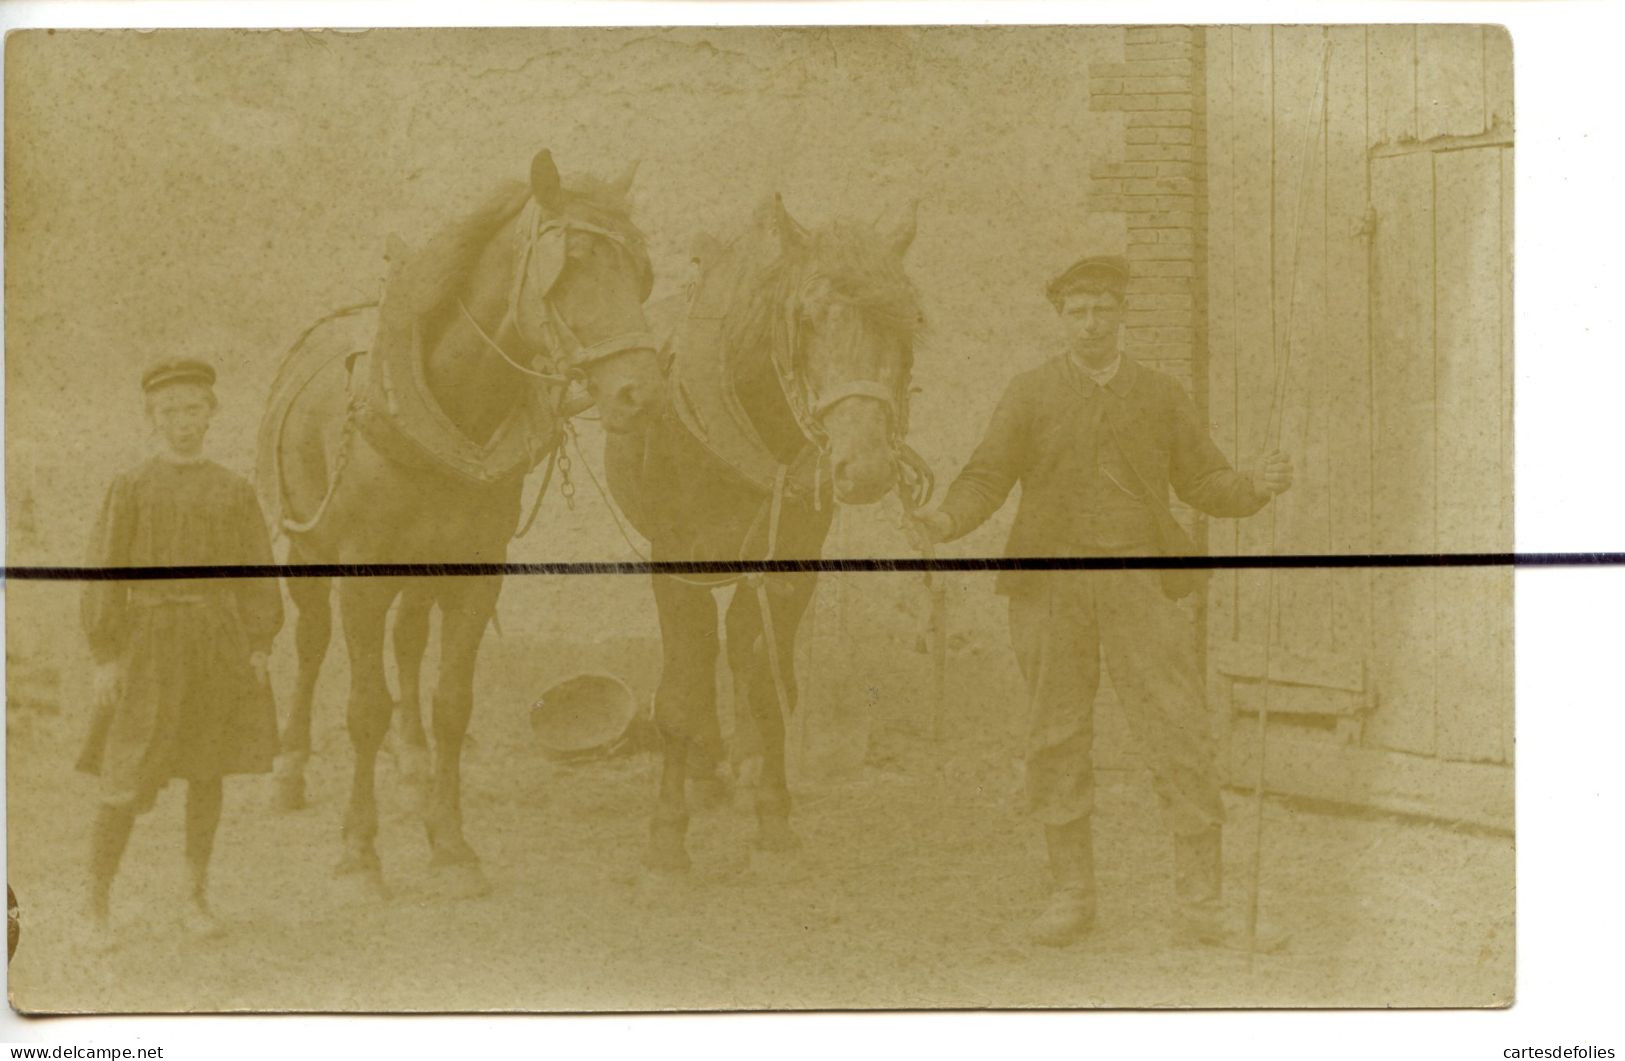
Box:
[147,384,215,456]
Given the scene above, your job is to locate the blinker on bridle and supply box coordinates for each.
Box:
[458,201,658,385]
[775,275,912,455]
[773,273,934,509]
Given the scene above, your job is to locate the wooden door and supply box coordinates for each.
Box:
[1367,142,1513,765]
[1205,26,1513,826]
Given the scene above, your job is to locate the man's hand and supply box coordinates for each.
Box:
[1251,451,1294,497]
[914,509,957,546]
[249,651,270,687]
[91,662,121,710]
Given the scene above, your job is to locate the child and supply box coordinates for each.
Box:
[77,357,283,941]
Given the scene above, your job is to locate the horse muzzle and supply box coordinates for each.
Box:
[596,378,661,434]
[832,450,895,506]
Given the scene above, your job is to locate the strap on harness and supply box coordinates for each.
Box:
[751,465,796,719]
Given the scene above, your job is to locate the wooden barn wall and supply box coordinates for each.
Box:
[1204,25,1513,827]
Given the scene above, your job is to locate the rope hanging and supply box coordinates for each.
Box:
[1247,35,1333,970]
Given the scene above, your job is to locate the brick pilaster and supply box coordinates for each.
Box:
[1087,26,1208,406]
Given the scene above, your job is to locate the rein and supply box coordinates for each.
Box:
[456,298,571,383]
[457,205,659,388]
[771,278,910,457]
[457,201,658,540]
[770,270,934,511]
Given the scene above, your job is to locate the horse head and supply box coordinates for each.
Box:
[765,195,922,505]
[517,149,664,434]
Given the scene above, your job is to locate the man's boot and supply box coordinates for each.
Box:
[1173,825,1287,953]
[1029,818,1096,946]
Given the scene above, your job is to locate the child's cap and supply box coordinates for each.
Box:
[1045,254,1130,310]
[141,358,217,393]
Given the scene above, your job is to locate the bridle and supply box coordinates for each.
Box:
[458,198,659,386]
[771,272,934,509]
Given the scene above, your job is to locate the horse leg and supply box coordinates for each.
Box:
[335,575,398,899]
[274,563,332,812]
[729,573,818,852]
[389,585,434,810]
[644,575,719,873]
[685,655,731,811]
[421,575,499,898]
[725,612,765,791]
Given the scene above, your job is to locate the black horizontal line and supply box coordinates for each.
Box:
[2,553,1622,583]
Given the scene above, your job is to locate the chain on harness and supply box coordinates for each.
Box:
[465,202,657,535]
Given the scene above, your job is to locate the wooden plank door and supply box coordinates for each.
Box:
[1207,27,1374,734]
[1366,143,1512,764]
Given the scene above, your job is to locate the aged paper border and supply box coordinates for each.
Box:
[2,0,1622,1056]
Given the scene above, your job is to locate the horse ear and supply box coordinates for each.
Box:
[770,193,808,253]
[531,149,563,209]
[610,159,640,199]
[886,199,918,258]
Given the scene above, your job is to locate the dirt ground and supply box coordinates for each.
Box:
[5,566,1513,1013]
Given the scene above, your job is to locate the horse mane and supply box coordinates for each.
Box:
[382,181,529,324]
[382,173,647,326]
[698,205,922,461]
[720,213,924,369]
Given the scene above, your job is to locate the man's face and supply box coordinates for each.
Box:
[147,384,214,456]
[1059,290,1125,361]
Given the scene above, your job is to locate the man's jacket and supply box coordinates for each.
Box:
[938,354,1267,596]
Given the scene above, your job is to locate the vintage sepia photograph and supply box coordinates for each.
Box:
[4,24,1513,1013]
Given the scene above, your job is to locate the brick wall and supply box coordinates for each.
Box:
[1087,26,1207,411]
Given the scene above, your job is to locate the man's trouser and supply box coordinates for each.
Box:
[1007,569,1224,839]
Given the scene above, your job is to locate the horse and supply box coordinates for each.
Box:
[256,148,665,897]
[604,195,927,872]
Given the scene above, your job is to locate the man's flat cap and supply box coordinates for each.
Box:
[141,357,217,393]
[1046,254,1130,307]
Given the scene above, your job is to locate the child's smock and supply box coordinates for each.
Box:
[77,457,284,809]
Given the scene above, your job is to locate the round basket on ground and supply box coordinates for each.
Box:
[530,672,643,762]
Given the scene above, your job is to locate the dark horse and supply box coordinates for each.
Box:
[257,149,664,896]
[605,196,925,871]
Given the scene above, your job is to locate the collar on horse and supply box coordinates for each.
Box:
[364,198,657,487]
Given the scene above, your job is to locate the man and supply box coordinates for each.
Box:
[78,358,283,943]
[917,255,1292,947]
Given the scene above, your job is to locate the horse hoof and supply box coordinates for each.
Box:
[429,861,490,901]
[687,776,733,813]
[178,900,227,942]
[337,871,391,904]
[333,858,390,902]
